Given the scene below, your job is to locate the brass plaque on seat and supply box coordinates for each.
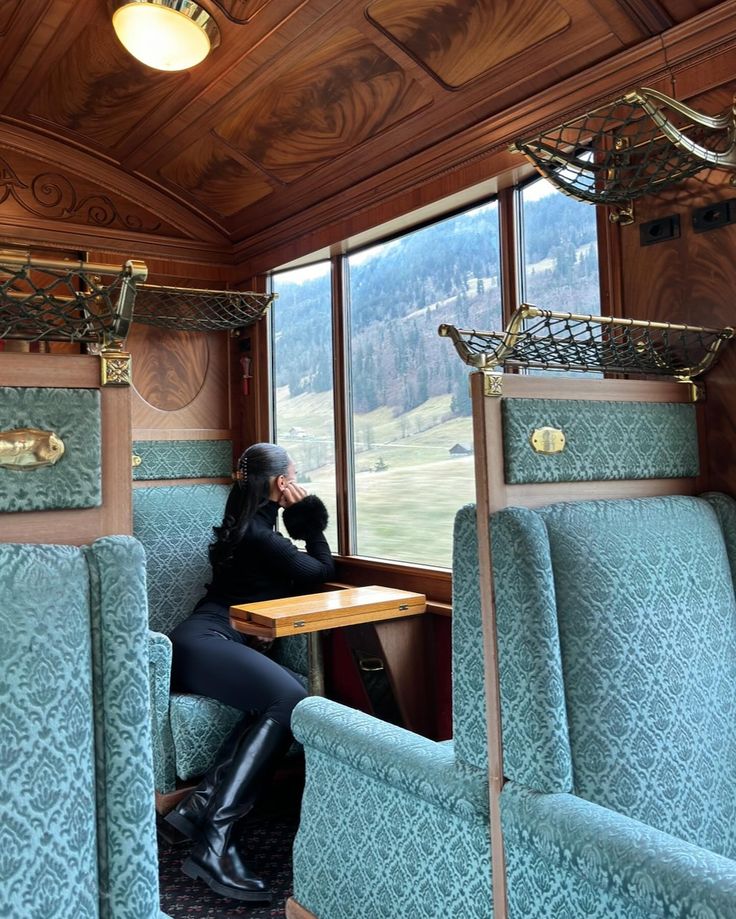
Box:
[0,428,64,469]
[530,426,566,454]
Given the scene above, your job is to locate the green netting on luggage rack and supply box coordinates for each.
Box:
[439,305,733,381]
[511,88,736,209]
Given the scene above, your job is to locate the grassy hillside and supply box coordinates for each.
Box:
[276,387,476,567]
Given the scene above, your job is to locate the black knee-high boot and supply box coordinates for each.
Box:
[164,715,252,843]
[181,715,292,902]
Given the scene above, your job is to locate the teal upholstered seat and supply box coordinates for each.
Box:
[289,504,493,919]
[493,492,736,917]
[134,483,308,793]
[0,537,168,919]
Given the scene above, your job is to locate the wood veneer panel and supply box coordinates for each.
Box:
[370,614,432,735]
[25,3,186,151]
[215,26,433,183]
[334,556,451,605]
[129,325,232,435]
[231,5,736,268]
[0,0,732,269]
[617,107,736,498]
[368,0,571,88]
[0,352,99,388]
[0,0,23,36]
[659,0,724,19]
[285,899,317,919]
[213,0,273,22]
[470,368,508,919]
[159,135,274,217]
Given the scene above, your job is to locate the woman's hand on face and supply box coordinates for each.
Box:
[279,482,308,508]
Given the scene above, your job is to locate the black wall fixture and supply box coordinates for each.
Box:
[639,214,680,246]
[692,200,736,233]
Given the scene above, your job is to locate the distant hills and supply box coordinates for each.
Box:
[273,192,599,418]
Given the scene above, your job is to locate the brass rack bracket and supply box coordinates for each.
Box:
[100,350,132,387]
[483,373,504,398]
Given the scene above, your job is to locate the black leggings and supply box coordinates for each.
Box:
[169,601,307,729]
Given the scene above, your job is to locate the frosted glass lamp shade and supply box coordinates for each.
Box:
[112,0,219,71]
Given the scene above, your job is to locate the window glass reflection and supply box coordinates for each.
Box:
[272,262,338,549]
[346,201,501,567]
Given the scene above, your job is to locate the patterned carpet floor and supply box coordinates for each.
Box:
[158,780,302,919]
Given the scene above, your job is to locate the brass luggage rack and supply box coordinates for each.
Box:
[132,283,275,333]
[0,252,275,342]
[439,305,733,382]
[510,87,736,223]
[0,252,145,344]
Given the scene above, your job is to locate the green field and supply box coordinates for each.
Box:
[276,387,477,567]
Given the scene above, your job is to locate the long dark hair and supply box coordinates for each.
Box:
[209,442,291,570]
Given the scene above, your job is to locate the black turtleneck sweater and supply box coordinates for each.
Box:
[204,500,335,608]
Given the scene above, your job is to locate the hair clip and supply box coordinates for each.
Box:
[234,454,248,483]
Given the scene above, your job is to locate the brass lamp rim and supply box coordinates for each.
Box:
[112,0,221,60]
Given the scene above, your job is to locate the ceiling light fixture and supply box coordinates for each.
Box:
[112,0,220,72]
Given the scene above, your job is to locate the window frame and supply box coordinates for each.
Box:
[267,183,605,600]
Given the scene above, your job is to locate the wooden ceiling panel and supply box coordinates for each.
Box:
[25,3,186,150]
[159,134,274,216]
[0,0,23,36]
[658,0,726,19]
[0,0,732,261]
[367,0,571,88]
[214,26,432,183]
[212,0,275,23]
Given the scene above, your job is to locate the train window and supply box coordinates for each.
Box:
[519,175,601,314]
[271,260,338,548]
[270,181,602,569]
[345,201,500,567]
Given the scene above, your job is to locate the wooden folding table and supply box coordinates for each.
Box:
[230,585,426,695]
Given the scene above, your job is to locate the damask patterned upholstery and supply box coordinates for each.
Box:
[502,784,736,919]
[492,493,736,917]
[0,537,167,919]
[132,439,232,481]
[133,484,229,636]
[133,483,308,792]
[133,484,242,792]
[502,398,698,484]
[0,385,102,512]
[451,504,488,772]
[289,505,493,919]
[169,694,243,781]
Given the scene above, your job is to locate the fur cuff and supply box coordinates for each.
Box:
[282,494,329,540]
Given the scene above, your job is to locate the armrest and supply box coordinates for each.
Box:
[292,697,487,820]
[148,628,172,708]
[502,783,736,917]
[147,629,176,792]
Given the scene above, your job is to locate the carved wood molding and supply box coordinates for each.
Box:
[0,152,162,233]
[0,121,230,245]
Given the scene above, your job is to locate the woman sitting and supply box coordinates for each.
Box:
[166,442,334,902]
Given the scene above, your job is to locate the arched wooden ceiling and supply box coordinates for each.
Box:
[0,0,733,271]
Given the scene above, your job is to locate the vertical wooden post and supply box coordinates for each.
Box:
[331,251,353,555]
[470,369,508,919]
